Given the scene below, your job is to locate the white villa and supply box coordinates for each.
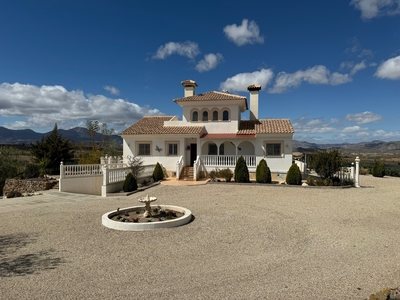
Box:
[121,80,294,180]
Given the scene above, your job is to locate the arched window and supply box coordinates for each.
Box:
[212,111,218,121]
[222,110,229,121]
[192,111,198,121]
[202,111,208,121]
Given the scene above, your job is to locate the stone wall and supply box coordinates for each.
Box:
[3,179,58,198]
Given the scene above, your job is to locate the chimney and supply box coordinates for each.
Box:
[247,84,261,120]
[181,80,197,97]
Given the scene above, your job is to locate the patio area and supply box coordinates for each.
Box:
[0,175,399,299]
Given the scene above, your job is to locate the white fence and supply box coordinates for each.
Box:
[200,155,256,168]
[60,162,156,197]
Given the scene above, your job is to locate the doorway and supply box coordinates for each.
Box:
[190,144,197,166]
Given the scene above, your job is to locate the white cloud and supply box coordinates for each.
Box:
[346,111,382,124]
[350,61,367,75]
[152,41,200,60]
[103,85,120,96]
[223,19,264,46]
[270,65,351,93]
[293,118,336,134]
[342,125,363,133]
[195,53,223,72]
[375,55,400,79]
[220,68,274,92]
[0,82,160,132]
[351,0,400,19]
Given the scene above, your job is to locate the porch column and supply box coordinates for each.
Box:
[355,156,360,188]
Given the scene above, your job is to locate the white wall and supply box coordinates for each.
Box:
[60,175,103,196]
[122,135,189,171]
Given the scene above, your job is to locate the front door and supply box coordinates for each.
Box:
[190,143,197,166]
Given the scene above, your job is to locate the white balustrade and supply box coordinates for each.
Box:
[176,155,184,179]
[200,155,256,167]
[63,164,103,177]
[193,155,201,181]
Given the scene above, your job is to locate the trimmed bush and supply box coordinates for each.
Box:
[286,163,302,185]
[152,162,165,181]
[219,168,233,182]
[234,156,249,183]
[372,160,385,178]
[123,173,137,192]
[310,150,342,179]
[256,159,272,183]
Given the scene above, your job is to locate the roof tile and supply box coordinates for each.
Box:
[238,119,294,134]
[122,116,205,135]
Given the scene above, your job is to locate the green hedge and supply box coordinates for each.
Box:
[286,164,302,185]
[256,159,271,183]
[234,156,249,183]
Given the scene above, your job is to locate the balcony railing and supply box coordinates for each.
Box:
[200,155,256,168]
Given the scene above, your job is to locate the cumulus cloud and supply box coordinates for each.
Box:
[103,85,120,96]
[223,19,264,46]
[152,41,200,60]
[342,125,363,133]
[375,55,400,79]
[0,82,160,132]
[220,68,274,92]
[270,65,351,93]
[351,0,400,19]
[346,111,382,124]
[293,118,337,135]
[195,53,223,72]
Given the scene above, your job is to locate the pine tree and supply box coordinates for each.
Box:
[234,156,249,183]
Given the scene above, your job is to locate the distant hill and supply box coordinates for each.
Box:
[0,126,122,145]
[293,140,400,154]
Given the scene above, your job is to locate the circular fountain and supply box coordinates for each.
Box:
[101,194,192,231]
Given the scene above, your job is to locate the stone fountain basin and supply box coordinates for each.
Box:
[102,205,192,231]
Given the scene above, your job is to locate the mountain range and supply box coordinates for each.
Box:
[0,126,122,145]
[1,126,399,154]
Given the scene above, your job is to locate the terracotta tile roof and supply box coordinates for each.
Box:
[238,119,294,134]
[202,133,255,139]
[174,91,248,109]
[121,116,205,135]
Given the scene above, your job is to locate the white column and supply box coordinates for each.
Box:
[101,165,108,197]
[59,162,64,192]
[355,156,360,188]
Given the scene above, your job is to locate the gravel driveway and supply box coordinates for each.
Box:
[0,175,399,299]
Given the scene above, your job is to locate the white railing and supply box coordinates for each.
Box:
[176,155,184,179]
[200,155,256,167]
[336,166,355,182]
[193,155,201,181]
[104,166,131,185]
[62,164,103,177]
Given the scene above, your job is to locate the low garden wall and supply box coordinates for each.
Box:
[3,178,58,197]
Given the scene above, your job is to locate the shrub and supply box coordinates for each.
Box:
[286,164,302,185]
[310,150,342,179]
[219,168,233,182]
[152,162,164,181]
[359,167,369,175]
[123,173,137,192]
[208,170,217,181]
[372,160,385,178]
[234,156,249,183]
[256,159,272,183]
[306,176,316,186]
[23,164,40,179]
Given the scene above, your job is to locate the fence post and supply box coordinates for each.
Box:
[101,164,108,197]
[59,161,64,192]
[355,156,360,188]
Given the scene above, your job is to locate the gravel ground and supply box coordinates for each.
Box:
[0,175,399,299]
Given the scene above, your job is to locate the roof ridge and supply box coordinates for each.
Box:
[212,91,246,98]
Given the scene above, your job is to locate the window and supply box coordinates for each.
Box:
[167,143,178,156]
[138,143,151,156]
[222,110,229,121]
[212,111,218,121]
[266,143,281,156]
[202,111,208,121]
[208,143,218,155]
[192,111,198,121]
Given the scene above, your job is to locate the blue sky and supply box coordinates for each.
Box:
[0,0,399,143]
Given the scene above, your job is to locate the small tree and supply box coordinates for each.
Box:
[234,156,249,183]
[310,150,342,180]
[372,160,385,177]
[31,124,74,175]
[123,173,137,192]
[256,159,272,183]
[127,155,144,179]
[0,147,21,195]
[153,162,164,181]
[286,163,302,185]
